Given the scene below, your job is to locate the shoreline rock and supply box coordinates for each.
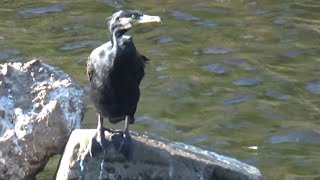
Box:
[0,60,85,179]
[56,129,262,180]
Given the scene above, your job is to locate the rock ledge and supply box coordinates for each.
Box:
[56,129,261,180]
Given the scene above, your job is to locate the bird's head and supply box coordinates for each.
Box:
[108,10,162,36]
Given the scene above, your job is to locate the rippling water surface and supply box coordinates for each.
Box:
[1,0,320,179]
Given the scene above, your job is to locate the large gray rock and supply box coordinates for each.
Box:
[56,129,262,180]
[0,60,84,179]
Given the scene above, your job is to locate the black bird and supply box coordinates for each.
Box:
[86,10,161,153]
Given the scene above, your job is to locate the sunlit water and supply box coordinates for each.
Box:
[1,0,320,179]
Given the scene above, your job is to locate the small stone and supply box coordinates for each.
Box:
[202,63,230,74]
[274,18,285,25]
[306,81,320,95]
[282,49,304,58]
[233,77,261,86]
[193,47,238,55]
[155,66,168,71]
[219,94,255,105]
[158,37,174,44]
[242,35,255,40]
[224,59,255,71]
[266,91,291,100]
[171,11,200,21]
[18,4,65,18]
[195,20,216,27]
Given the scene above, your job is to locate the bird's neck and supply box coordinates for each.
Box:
[110,28,133,55]
[110,29,122,54]
[110,26,127,45]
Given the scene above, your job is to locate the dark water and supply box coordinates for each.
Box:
[1,0,320,179]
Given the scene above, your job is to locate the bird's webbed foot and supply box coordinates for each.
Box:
[88,115,112,157]
[111,116,134,160]
[88,130,110,157]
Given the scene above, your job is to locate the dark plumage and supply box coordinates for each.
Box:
[86,10,161,152]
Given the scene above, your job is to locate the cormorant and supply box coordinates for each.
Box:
[86,10,161,154]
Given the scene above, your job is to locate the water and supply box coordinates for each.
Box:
[0,1,320,179]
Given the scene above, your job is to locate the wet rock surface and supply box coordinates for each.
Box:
[0,60,84,179]
[56,129,262,180]
[202,63,230,74]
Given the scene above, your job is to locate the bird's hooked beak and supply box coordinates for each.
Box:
[135,14,162,24]
[119,14,162,29]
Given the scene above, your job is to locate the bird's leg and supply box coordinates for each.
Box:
[96,115,113,148]
[97,114,104,135]
[97,115,114,133]
[88,115,110,157]
[123,115,130,136]
[111,115,133,159]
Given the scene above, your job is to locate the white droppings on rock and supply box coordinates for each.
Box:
[49,85,82,129]
[1,65,8,75]
[0,157,4,164]
[0,97,15,137]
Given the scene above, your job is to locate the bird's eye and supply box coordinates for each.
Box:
[131,15,136,19]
